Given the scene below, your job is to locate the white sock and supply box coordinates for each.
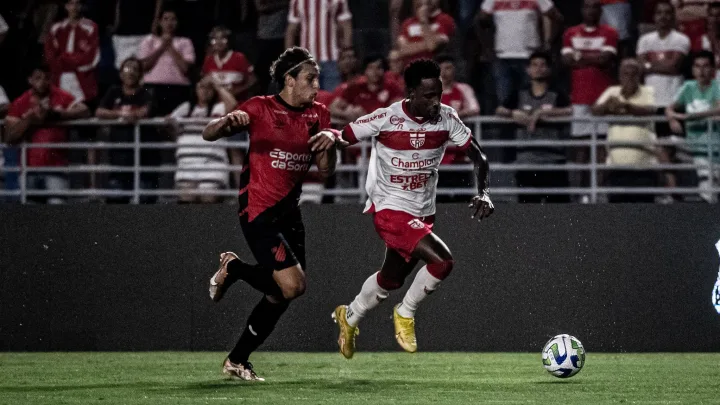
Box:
[396,266,441,318]
[346,272,389,327]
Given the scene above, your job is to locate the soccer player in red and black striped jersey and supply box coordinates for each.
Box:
[202,47,339,381]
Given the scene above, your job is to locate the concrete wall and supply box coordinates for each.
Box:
[1,205,719,352]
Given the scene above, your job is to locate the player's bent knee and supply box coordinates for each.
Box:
[376,271,404,291]
[280,281,306,300]
[427,259,455,280]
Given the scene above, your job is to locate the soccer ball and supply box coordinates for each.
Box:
[541,334,586,378]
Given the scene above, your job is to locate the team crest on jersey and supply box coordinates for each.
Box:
[409,133,425,148]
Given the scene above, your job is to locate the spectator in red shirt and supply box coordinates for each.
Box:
[329,54,405,124]
[562,0,618,201]
[44,0,100,105]
[324,48,361,120]
[397,0,456,67]
[4,65,89,204]
[201,26,257,103]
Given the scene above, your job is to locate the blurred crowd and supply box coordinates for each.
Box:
[0,0,718,204]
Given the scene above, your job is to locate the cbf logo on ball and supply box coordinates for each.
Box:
[712,239,720,315]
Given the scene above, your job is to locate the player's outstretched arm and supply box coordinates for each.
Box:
[466,137,494,221]
[202,110,249,142]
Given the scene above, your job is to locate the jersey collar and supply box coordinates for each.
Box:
[402,99,432,125]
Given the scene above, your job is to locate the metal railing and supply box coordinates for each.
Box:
[0,116,718,203]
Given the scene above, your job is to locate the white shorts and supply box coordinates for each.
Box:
[572,105,608,138]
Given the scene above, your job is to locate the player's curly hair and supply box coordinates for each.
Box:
[269,47,318,89]
[403,59,441,90]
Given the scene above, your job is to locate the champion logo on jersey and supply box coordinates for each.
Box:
[409,133,425,148]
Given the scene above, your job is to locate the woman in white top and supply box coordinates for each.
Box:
[168,77,237,203]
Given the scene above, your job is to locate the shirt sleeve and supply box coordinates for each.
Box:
[288,0,301,23]
[336,0,353,21]
[0,14,9,35]
[537,0,555,13]
[673,83,689,105]
[7,96,29,118]
[170,102,190,119]
[603,27,619,54]
[636,35,648,55]
[678,33,691,54]
[595,87,615,106]
[343,109,390,145]
[480,0,495,14]
[447,107,472,149]
[179,38,195,63]
[98,87,118,109]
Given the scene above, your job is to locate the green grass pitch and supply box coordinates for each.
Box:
[1,352,719,404]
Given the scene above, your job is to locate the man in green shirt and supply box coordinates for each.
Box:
[666,51,720,203]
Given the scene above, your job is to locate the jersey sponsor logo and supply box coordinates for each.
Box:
[273,109,289,115]
[269,148,312,171]
[390,115,405,126]
[355,112,387,124]
[302,113,319,119]
[410,133,425,148]
[407,219,426,229]
[391,156,438,169]
[391,173,431,190]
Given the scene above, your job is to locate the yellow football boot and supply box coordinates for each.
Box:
[393,305,417,353]
[332,305,359,359]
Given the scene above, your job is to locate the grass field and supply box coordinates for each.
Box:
[1,352,719,404]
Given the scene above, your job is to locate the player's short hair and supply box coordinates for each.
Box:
[654,0,675,13]
[403,59,441,90]
[269,47,318,89]
[363,54,388,71]
[435,54,455,65]
[27,63,51,77]
[209,25,231,39]
[120,57,143,73]
[693,50,716,68]
[529,51,552,66]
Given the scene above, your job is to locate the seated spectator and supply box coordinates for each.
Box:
[700,3,720,78]
[496,51,572,204]
[397,0,455,68]
[95,57,154,204]
[666,51,720,203]
[386,48,406,90]
[111,0,163,70]
[4,64,89,204]
[592,58,659,203]
[478,0,562,105]
[167,77,237,204]
[330,55,404,123]
[138,8,195,116]
[637,1,690,110]
[45,0,100,105]
[201,26,256,103]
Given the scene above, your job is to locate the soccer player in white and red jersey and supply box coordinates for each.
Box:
[202,47,339,381]
[201,26,256,102]
[331,59,494,358]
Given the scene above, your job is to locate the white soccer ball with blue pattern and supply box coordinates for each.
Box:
[542,334,586,378]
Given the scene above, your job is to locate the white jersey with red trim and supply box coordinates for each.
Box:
[344,100,473,217]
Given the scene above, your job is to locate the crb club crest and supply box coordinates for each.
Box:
[712,239,720,315]
[409,133,425,148]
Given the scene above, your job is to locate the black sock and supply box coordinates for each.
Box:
[227,260,283,297]
[228,296,289,364]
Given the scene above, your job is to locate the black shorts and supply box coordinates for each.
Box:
[240,208,306,272]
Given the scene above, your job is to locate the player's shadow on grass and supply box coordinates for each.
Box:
[533,380,583,384]
[186,379,421,392]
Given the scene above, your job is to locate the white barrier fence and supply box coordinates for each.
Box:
[0,116,718,203]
